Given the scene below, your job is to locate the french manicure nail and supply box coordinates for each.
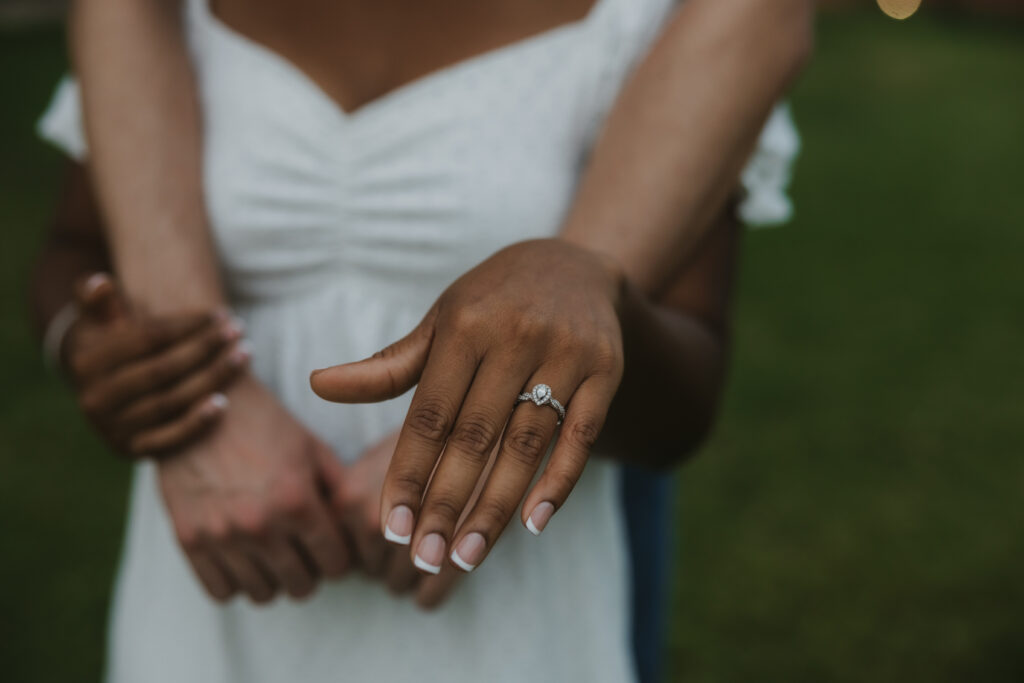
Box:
[414,533,445,575]
[526,502,556,536]
[450,532,486,572]
[384,506,414,545]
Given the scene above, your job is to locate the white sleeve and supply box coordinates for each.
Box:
[738,102,801,228]
[36,76,88,161]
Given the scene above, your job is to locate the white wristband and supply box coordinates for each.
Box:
[42,301,80,371]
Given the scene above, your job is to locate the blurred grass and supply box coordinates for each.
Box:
[0,10,1021,683]
[668,10,1024,683]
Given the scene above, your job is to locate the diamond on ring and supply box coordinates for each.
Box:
[516,383,566,424]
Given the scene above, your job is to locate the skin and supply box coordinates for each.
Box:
[28,166,248,457]
[30,162,463,607]
[64,0,814,599]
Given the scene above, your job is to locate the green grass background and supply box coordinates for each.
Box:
[1,10,1022,683]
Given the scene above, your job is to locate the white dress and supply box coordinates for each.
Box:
[39,0,799,680]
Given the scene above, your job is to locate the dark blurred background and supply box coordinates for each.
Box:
[1,2,1022,682]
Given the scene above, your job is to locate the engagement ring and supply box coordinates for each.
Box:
[516,383,566,424]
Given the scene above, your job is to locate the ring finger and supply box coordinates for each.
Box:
[407,353,533,574]
[445,368,580,572]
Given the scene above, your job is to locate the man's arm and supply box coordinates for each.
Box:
[68,0,223,312]
[562,0,814,295]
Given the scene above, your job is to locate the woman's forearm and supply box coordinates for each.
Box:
[68,0,225,313]
[562,0,814,295]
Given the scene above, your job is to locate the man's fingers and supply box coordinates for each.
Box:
[293,503,351,580]
[183,546,238,603]
[114,342,249,432]
[309,306,437,404]
[408,354,529,574]
[520,376,616,536]
[128,394,228,457]
[384,547,421,595]
[218,548,278,605]
[73,272,124,322]
[82,321,244,417]
[415,564,462,610]
[261,532,318,601]
[73,311,222,381]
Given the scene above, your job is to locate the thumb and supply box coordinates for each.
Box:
[74,272,127,323]
[310,307,436,404]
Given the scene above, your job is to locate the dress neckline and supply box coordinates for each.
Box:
[197,0,613,124]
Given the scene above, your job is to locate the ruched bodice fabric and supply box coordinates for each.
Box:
[38,0,799,680]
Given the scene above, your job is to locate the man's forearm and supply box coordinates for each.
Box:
[69,0,224,313]
[30,167,110,339]
[562,0,814,295]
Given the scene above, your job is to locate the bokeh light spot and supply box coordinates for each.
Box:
[877,0,923,19]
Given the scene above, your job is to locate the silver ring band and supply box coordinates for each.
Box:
[515,383,566,425]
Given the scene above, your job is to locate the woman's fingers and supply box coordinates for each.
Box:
[520,376,617,536]
[378,333,479,552]
[309,306,437,404]
[114,342,250,432]
[407,354,530,574]
[446,372,595,572]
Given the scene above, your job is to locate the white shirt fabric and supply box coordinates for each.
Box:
[39,0,799,681]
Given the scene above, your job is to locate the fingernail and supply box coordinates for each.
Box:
[413,533,445,575]
[222,322,243,342]
[84,272,107,294]
[204,393,229,416]
[450,532,486,572]
[213,308,231,324]
[526,502,556,536]
[230,342,252,366]
[383,505,414,545]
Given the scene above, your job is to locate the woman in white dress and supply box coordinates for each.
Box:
[33,0,808,680]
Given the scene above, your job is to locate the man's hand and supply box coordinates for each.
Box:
[65,273,249,457]
[158,375,352,603]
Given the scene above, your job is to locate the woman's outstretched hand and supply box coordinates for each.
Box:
[310,239,625,575]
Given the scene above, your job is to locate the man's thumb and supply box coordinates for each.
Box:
[74,272,126,323]
[310,308,436,404]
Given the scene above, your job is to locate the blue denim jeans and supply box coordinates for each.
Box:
[620,465,674,683]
